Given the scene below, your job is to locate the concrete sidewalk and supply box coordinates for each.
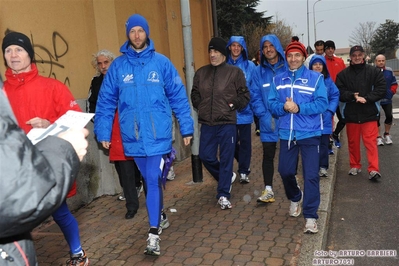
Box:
[33,132,338,265]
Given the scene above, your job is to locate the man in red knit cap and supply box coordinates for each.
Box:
[268,41,328,234]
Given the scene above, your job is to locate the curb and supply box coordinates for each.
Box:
[297,146,339,265]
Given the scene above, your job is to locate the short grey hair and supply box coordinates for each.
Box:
[91,49,116,76]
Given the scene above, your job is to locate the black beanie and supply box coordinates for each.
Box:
[208,37,227,57]
[324,40,336,50]
[2,32,35,61]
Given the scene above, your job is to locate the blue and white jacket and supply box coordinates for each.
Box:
[94,39,194,157]
[308,55,340,134]
[226,36,256,125]
[250,34,288,142]
[268,64,328,143]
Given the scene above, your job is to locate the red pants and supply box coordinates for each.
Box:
[346,122,379,173]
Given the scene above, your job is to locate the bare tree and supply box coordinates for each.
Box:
[348,21,377,56]
[242,14,294,59]
[269,15,294,49]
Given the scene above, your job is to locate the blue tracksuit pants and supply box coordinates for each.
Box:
[278,137,320,219]
[134,155,163,229]
[199,124,236,199]
[52,201,82,254]
[319,134,330,169]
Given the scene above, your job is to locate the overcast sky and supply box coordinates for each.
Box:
[257,0,399,49]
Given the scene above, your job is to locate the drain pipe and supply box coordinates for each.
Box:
[180,0,203,183]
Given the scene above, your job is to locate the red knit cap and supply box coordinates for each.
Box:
[285,41,307,58]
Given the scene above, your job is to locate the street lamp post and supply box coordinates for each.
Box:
[315,20,324,42]
[307,0,310,48]
[313,0,322,43]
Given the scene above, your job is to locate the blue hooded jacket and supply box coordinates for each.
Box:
[250,34,288,142]
[268,60,328,143]
[226,36,256,125]
[308,55,340,134]
[94,38,194,156]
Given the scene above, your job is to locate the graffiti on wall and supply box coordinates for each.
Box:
[5,29,71,86]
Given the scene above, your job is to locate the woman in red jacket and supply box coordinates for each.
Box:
[2,31,88,266]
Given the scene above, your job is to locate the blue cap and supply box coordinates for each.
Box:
[125,14,149,37]
[311,58,324,66]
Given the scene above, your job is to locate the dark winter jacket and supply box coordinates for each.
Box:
[0,91,80,265]
[336,62,386,123]
[86,74,104,113]
[191,62,250,126]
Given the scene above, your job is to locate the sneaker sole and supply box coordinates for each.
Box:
[144,249,160,256]
[220,204,232,210]
[239,179,250,184]
[257,198,275,203]
[304,228,318,234]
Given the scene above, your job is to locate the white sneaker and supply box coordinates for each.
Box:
[167,166,176,180]
[229,172,236,193]
[304,218,318,234]
[136,184,143,198]
[257,190,275,203]
[156,211,170,235]
[319,168,328,177]
[144,233,160,256]
[289,191,303,217]
[117,193,126,201]
[218,196,232,210]
[239,173,250,183]
[377,137,384,146]
[369,171,381,181]
[384,134,393,145]
[348,168,361,176]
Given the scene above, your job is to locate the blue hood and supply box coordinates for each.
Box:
[226,36,249,61]
[309,54,330,78]
[259,34,287,69]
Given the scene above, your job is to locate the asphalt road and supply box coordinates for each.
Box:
[326,94,399,266]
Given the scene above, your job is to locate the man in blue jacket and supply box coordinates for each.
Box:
[94,14,194,256]
[268,41,328,234]
[251,34,287,203]
[226,36,256,184]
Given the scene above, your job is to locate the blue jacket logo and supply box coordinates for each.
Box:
[147,71,160,82]
[300,78,309,85]
[123,74,134,83]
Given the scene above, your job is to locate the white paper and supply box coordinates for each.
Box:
[27,111,94,145]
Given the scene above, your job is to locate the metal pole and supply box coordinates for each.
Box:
[180,0,203,183]
[307,0,310,48]
[211,0,218,36]
[315,20,324,43]
[313,0,322,43]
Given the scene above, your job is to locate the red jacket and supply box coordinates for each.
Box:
[109,112,133,161]
[324,55,346,82]
[4,64,81,197]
